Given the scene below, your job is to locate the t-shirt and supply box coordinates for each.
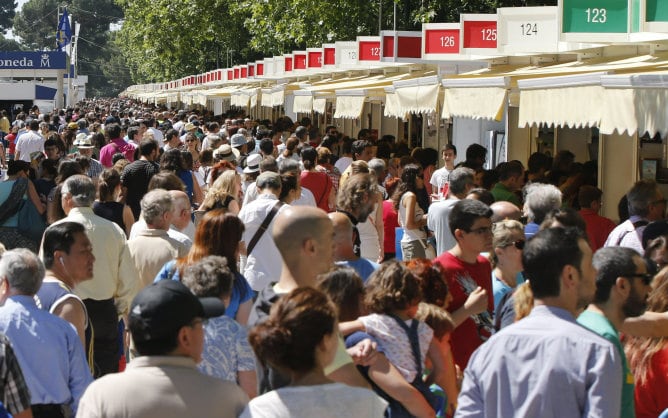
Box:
[577,310,635,418]
[427,198,457,255]
[435,252,494,369]
[492,272,525,312]
[239,383,387,418]
[336,259,379,283]
[300,171,332,212]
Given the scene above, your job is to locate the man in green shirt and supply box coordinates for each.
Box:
[490,161,523,207]
[578,246,652,418]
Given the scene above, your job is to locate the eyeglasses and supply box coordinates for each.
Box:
[185,139,196,143]
[466,226,493,236]
[624,273,653,286]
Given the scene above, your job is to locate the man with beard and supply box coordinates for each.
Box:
[577,247,651,418]
[456,227,622,418]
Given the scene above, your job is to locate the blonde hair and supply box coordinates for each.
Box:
[513,282,534,322]
[201,170,237,210]
[490,219,524,267]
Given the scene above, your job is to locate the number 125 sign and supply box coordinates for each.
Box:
[463,20,498,48]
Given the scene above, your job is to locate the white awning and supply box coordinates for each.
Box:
[271,89,285,107]
[293,93,314,113]
[517,72,605,128]
[441,77,509,121]
[313,98,327,114]
[334,90,366,119]
[394,75,440,115]
[261,88,273,107]
[599,73,668,136]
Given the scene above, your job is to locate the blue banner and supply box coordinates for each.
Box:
[0,52,67,70]
[56,9,72,51]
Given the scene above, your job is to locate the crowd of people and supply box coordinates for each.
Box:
[0,98,666,417]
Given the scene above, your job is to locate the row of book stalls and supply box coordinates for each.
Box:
[123,3,668,222]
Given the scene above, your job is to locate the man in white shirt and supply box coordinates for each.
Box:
[430,144,457,198]
[15,120,44,162]
[238,172,287,291]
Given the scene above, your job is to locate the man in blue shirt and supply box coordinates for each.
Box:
[0,249,93,418]
[330,212,379,282]
[578,246,652,418]
[456,227,622,418]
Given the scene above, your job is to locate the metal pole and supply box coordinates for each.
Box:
[378,0,382,35]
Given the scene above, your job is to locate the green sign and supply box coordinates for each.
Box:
[647,0,668,22]
[562,0,629,33]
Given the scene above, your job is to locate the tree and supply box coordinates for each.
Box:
[0,0,15,34]
[115,0,258,83]
[12,0,60,50]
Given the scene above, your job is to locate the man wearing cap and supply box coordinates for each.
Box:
[238,171,285,292]
[76,280,248,418]
[213,144,240,165]
[14,119,43,163]
[74,135,104,180]
[179,122,197,142]
[230,133,248,170]
[578,246,651,418]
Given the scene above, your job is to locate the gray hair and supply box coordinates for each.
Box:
[627,180,660,217]
[523,183,562,224]
[141,189,174,226]
[367,158,386,179]
[0,249,45,296]
[449,167,475,196]
[61,174,96,207]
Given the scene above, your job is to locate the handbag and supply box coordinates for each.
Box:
[246,201,284,255]
[17,197,46,242]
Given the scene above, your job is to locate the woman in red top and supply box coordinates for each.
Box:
[625,269,668,418]
[382,177,400,261]
[299,146,334,212]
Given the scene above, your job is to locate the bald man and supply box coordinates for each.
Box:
[330,212,379,282]
[248,206,372,394]
[490,201,522,223]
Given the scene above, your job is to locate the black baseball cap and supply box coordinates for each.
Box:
[129,280,225,343]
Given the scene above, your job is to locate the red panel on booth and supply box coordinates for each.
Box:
[359,40,381,61]
[463,20,497,48]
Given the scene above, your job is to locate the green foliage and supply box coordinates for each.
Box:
[0,0,16,34]
[0,32,22,49]
[115,0,259,83]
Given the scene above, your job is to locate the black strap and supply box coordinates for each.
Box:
[388,314,423,376]
[247,201,284,255]
[0,177,28,225]
[614,219,649,246]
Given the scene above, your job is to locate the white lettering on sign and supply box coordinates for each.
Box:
[0,58,34,67]
[347,50,357,60]
[520,23,538,35]
[40,54,51,67]
[370,47,380,56]
[481,28,497,41]
[585,8,607,23]
[440,36,455,47]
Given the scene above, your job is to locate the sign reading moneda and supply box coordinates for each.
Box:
[0,51,67,70]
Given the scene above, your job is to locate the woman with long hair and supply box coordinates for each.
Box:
[200,170,241,215]
[276,136,300,165]
[160,148,203,207]
[155,210,254,325]
[184,132,201,170]
[392,164,428,260]
[625,270,668,418]
[242,287,387,417]
[300,146,334,212]
[93,168,134,237]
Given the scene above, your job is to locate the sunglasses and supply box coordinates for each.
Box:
[507,239,525,250]
[625,273,653,286]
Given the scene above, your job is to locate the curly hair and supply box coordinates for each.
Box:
[248,287,336,374]
[336,173,373,213]
[365,261,422,314]
[318,267,365,322]
[404,258,449,308]
[201,170,238,211]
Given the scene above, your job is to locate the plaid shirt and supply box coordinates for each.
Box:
[0,334,31,415]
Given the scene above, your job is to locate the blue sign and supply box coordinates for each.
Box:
[0,51,67,70]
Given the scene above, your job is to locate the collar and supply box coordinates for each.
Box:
[8,294,38,307]
[530,304,576,322]
[67,207,94,216]
[138,228,170,237]
[127,355,198,370]
[258,193,278,201]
